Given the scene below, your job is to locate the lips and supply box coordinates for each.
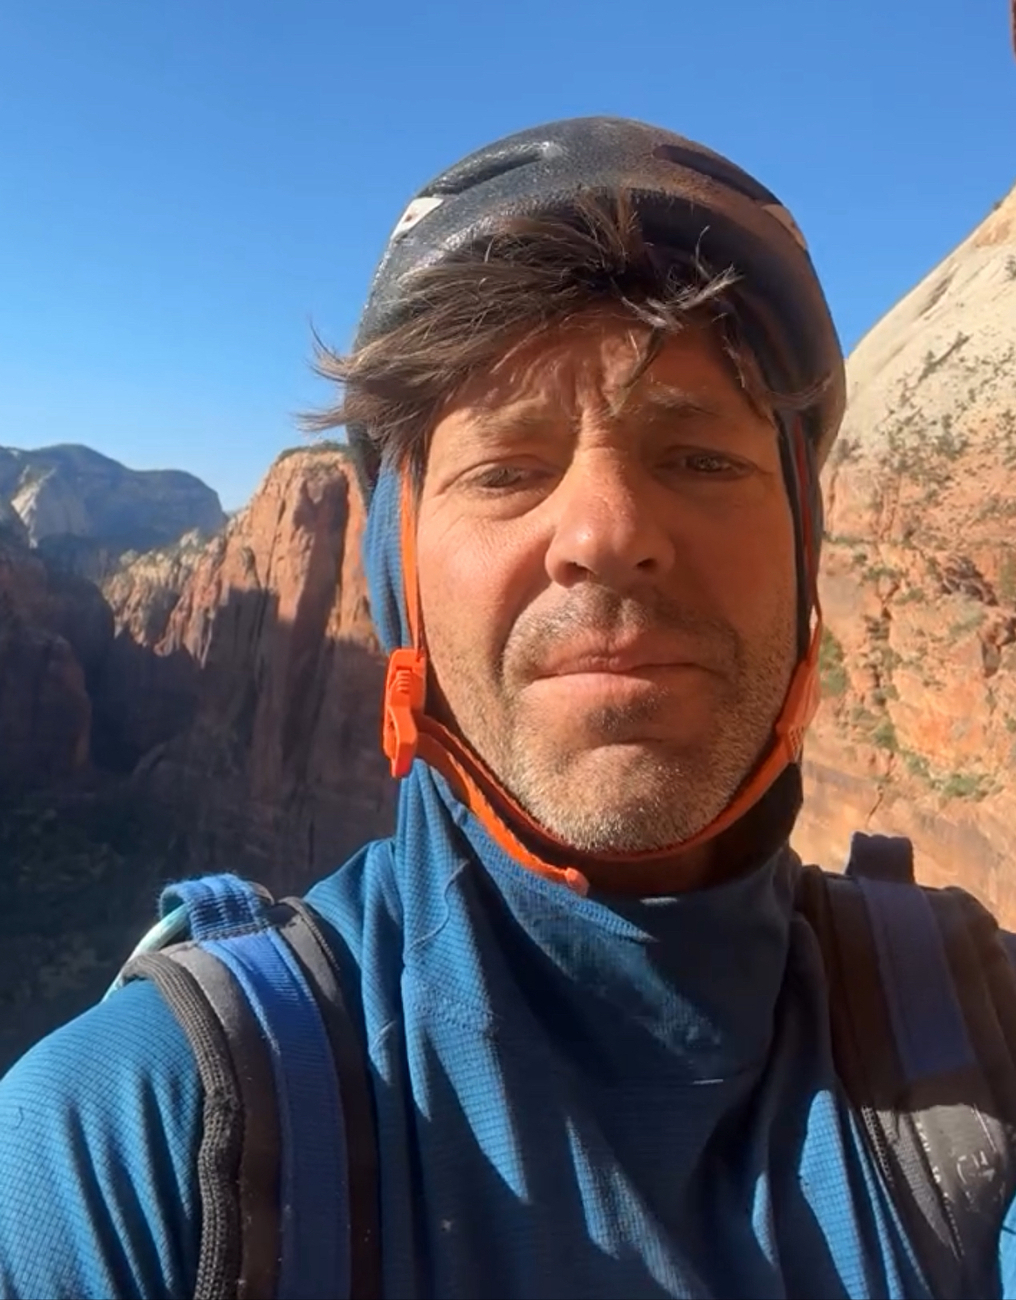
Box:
[535,638,703,678]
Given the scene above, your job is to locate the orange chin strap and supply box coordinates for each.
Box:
[381,475,426,780]
[381,429,823,895]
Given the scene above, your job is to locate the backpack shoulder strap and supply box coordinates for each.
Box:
[112,873,380,1300]
[797,833,1016,1299]
[275,898,382,1300]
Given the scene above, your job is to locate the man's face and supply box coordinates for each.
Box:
[415,309,798,855]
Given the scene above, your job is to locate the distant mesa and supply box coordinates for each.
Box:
[0,495,29,545]
[0,443,225,578]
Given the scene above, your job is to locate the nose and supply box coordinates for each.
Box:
[543,451,677,590]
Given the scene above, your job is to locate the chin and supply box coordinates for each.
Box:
[504,732,732,846]
[525,742,688,801]
[552,733,699,774]
[533,796,703,856]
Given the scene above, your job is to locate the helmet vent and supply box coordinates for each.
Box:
[430,141,563,196]
[651,143,774,205]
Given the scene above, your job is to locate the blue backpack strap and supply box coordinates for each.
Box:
[845,835,973,1086]
[273,899,382,1300]
[844,830,915,885]
[798,837,1016,1299]
[114,873,379,1300]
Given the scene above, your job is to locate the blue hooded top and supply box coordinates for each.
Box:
[2,464,1016,1299]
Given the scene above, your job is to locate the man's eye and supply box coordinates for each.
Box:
[667,452,744,476]
[470,465,544,490]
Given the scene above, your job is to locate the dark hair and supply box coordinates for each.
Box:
[305,192,816,484]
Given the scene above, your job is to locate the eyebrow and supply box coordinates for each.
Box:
[620,383,724,421]
[468,404,564,440]
[469,385,724,439]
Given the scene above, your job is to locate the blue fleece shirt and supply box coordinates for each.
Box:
[0,807,938,1298]
[4,788,1016,1299]
[3,466,1016,1298]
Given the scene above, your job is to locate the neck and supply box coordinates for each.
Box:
[569,841,719,896]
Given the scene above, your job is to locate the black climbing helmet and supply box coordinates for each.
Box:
[347,115,846,500]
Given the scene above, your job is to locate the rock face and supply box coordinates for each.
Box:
[113,446,395,894]
[91,529,212,770]
[0,441,393,892]
[0,444,394,1070]
[0,522,113,791]
[793,181,1016,922]
[0,444,225,562]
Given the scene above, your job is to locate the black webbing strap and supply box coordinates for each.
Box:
[125,947,283,1300]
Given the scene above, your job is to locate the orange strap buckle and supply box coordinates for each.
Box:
[382,647,428,778]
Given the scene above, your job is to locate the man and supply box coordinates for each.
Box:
[2,116,1015,1300]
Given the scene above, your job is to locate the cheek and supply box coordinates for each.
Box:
[685,497,797,629]
[416,515,529,685]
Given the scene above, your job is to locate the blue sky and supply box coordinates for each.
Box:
[1,1,1013,510]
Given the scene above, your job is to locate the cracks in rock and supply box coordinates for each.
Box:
[934,554,998,606]
[847,528,905,816]
[861,575,908,827]
[915,330,972,384]
[824,439,855,529]
[239,545,261,590]
[880,473,903,548]
[860,542,901,714]
[866,751,896,828]
[927,552,1014,680]
[918,270,955,318]
[982,615,1016,679]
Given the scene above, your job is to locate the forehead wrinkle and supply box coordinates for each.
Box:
[447,400,575,447]
[452,384,723,451]
[442,331,750,449]
[606,374,723,417]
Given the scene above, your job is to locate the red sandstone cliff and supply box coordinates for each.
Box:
[794,182,1016,921]
[107,446,394,893]
[0,511,113,790]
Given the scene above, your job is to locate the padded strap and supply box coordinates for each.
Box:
[200,924,351,1299]
[276,901,383,1300]
[123,948,282,1300]
[121,874,359,1299]
[802,843,1016,1299]
[845,830,915,884]
[855,876,973,1081]
[922,890,1016,1267]
[169,946,285,1300]
[797,865,965,1296]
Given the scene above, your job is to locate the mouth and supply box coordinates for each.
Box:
[523,659,714,738]
[531,663,705,706]
[534,640,705,679]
